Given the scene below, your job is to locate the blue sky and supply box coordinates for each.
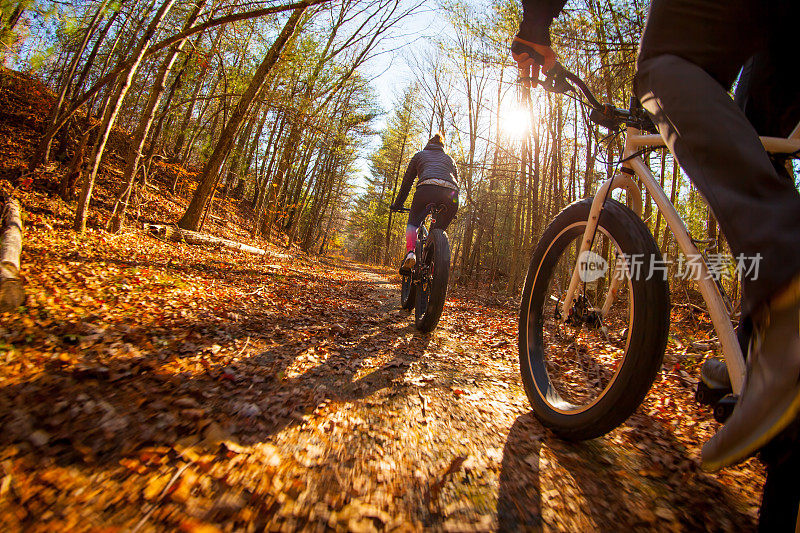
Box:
[353,1,456,192]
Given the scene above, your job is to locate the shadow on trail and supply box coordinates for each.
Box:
[497,413,543,530]
[498,406,758,531]
[0,263,426,471]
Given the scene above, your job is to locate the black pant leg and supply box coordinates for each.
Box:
[734,2,800,141]
[407,185,459,231]
[635,0,800,314]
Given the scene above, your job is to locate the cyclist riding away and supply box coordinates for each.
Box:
[390,132,459,270]
[513,0,800,515]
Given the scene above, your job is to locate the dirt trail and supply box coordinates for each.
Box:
[0,223,764,531]
[0,68,764,531]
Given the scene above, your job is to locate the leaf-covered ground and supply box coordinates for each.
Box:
[0,196,764,531]
[0,68,764,531]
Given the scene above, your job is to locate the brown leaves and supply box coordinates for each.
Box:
[0,170,764,533]
[429,455,467,503]
[143,473,170,501]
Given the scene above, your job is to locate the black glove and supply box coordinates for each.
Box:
[389,203,401,212]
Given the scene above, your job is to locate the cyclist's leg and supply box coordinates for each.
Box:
[759,426,800,531]
[635,0,800,472]
[735,50,800,187]
[403,187,439,268]
[737,25,800,529]
[406,189,432,253]
[734,22,800,144]
[636,0,800,317]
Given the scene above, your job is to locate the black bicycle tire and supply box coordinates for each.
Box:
[519,198,670,441]
[415,229,450,333]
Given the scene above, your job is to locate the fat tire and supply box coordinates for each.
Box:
[415,229,450,333]
[519,198,670,441]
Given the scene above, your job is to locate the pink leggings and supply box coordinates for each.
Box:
[405,225,417,252]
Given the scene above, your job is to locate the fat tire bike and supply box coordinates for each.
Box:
[392,204,451,333]
[518,62,800,444]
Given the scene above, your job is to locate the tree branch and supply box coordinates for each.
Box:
[50,0,332,140]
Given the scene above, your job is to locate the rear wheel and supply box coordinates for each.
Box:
[519,198,669,440]
[415,229,450,333]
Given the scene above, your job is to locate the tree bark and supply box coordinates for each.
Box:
[28,0,329,172]
[146,224,267,256]
[171,29,223,161]
[0,197,24,311]
[178,6,307,231]
[107,0,206,233]
[47,0,113,163]
[73,0,178,232]
[60,123,93,201]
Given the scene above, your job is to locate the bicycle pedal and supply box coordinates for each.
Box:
[712,394,738,424]
[695,380,731,406]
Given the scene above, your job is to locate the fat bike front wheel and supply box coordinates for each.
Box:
[519,198,670,441]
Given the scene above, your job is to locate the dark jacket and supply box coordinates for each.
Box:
[518,0,567,45]
[393,142,459,207]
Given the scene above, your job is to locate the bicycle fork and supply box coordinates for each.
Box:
[559,127,746,393]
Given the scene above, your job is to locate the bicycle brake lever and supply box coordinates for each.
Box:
[538,76,572,94]
[517,76,560,91]
[539,63,572,94]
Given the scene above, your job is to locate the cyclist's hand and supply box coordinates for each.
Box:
[511,37,556,88]
[389,203,400,212]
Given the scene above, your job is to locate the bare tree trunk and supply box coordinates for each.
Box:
[654,150,667,245]
[141,56,188,178]
[178,6,306,231]
[507,137,528,292]
[2,3,25,33]
[43,0,113,165]
[146,224,267,256]
[72,7,121,99]
[29,0,328,172]
[171,29,222,160]
[384,127,408,264]
[662,159,680,252]
[180,74,221,165]
[84,14,126,119]
[74,0,178,232]
[60,123,93,201]
[107,0,206,233]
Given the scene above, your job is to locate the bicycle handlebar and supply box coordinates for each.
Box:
[549,64,604,110]
[525,62,657,133]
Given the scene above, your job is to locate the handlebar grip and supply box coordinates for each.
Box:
[511,39,545,67]
[543,62,563,77]
[528,49,545,66]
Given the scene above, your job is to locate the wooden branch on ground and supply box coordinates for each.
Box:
[1,197,25,311]
[145,224,267,256]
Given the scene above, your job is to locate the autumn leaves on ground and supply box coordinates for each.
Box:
[0,71,763,532]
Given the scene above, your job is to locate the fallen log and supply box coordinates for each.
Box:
[1,197,25,311]
[145,223,267,256]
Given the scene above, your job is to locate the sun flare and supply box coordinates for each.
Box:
[500,102,531,140]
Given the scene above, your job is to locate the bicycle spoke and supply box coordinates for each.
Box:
[542,229,631,411]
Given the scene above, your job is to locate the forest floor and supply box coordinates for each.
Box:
[0,69,766,531]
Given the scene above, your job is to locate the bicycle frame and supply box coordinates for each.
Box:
[415,204,444,248]
[560,121,800,394]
